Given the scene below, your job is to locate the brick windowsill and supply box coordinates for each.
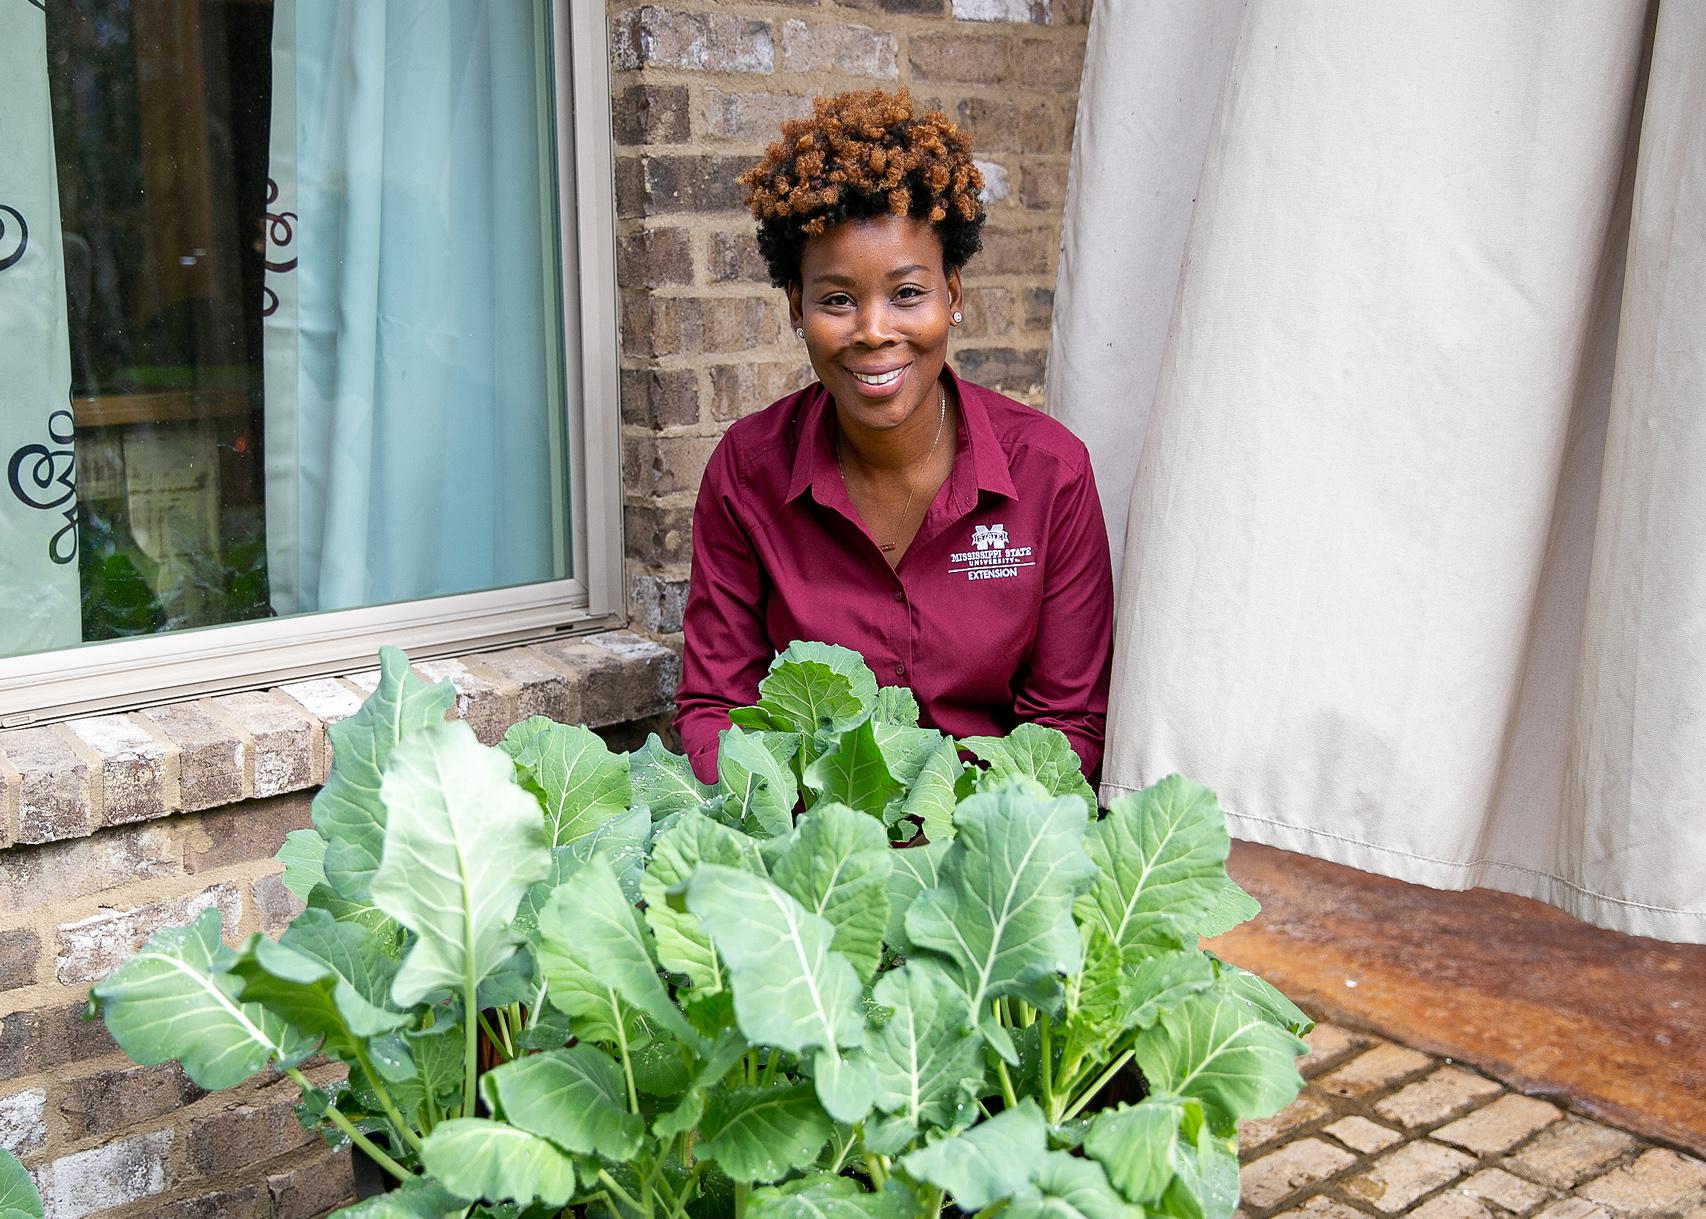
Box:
[0,631,681,850]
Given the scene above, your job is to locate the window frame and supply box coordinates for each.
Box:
[0,0,623,726]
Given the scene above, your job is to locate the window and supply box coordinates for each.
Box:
[0,0,620,724]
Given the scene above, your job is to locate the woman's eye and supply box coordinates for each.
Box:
[894,285,926,301]
[821,293,854,308]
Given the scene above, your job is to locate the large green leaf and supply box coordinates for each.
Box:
[752,660,866,734]
[904,786,1098,1058]
[329,1176,467,1218]
[687,865,865,1058]
[747,1174,913,1218]
[803,717,900,818]
[630,733,715,819]
[231,909,407,1060]
[314,647,455,900]
[884,840,948,951]
[1084,1094,1199,1205]
[419,1118,577,1207]
[643,811,764,995]
[962,724,1096,818]
[481,1045,644,1160]
[900,738,964,845]
[718,725,799,838]
[771,642,879,712]
[1158,1102,1239,1219]
[899,1099,1049,1211]
[536,855,698,1046]
[1079,777,1232,960]
[1124,951,1218,1031]
[1195,877,1261,938]
[500,718,631,847]
[276,829,328,901]
[871,721,944,789]
[1007,1151,1145,1219]
[91,909,314,1089]
[305,883,399,950]
[370,722,551,1007]
[562,804,652,905]
[0,1149,42,1219]
[770,803,893,979]
[1211,959,1314,1037]
[874,685,921,726]
[865,959,981,1137]
[700,1083,834,1184]
[1130,992,1305,1135]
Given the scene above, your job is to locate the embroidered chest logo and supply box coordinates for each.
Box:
[950,522,1034,581]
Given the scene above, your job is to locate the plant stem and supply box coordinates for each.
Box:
[599,1169,646,1216]
[478,1011,513,1063]
[1062,1049,1134,1122]
[758,1048,783,1087]
[734,1181,749,1218]
[924,1186,946,1215]
[862,1151,889,1189]
[1038,1013,1055,1122]
[970,1204,1010,1218]
[286,1068,413,1183]
[994,1054,1019,1111]
[611,990,641,1115]
[354,1048,426,1155]
[463,902,480,1119]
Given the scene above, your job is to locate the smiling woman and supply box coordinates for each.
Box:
[673,87,1115,787]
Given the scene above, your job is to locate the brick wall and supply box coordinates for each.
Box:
[0,3,1089,1214]
[614,0,1091,643]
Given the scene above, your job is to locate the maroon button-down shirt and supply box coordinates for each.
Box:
[674,368,1114,784]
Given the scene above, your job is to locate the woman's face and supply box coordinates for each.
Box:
[789,214,962,438]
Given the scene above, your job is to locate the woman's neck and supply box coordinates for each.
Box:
[834,380,954,479]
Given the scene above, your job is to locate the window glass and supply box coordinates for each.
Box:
[0,0,573,664]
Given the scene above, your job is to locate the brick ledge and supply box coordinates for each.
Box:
[0,632,680,849]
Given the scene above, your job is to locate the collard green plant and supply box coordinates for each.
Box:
[89,642,1311,1218]
[0,1147,43,1219]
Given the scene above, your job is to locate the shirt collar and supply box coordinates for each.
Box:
[784,364,1017,506]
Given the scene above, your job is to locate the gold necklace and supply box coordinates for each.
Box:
[838,384,948,553]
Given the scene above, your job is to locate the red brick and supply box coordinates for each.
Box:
[2,725,93,844]
[141,702,244,812]
[625,504,696,565]
[1506,1118,1640,1190]
[620,225,694,289]
[613,82,690,146]
[61,1061,203,1138]
[1372,1067,1502,1129]
[1241,1138,1357,1209]
[1013,33,1087,89]
[955,345,1047,395]
[1433,1094,1561,1154]
[699,88,813,145]
[0,928,40,991]
[190,1096,313,1178]
[781,18,897,78]
[708,229,771,285]
[131,1184,268,1219]
[185,792,313,874]
[268,1148,358,1219]
[1343,1142,1478,1214]
[975,224,1054,275]
[1240,1090,1333,1153]
[1578,1149,1706,1214]
[68,714,174,826]
[611,7,775,74]
[56,881,243,985]
[907,30,1010,84]
[622,367,702,430]
[0,823,180,915]
[708,360,813,422]
[465,647,582,725]
[1317,1043,1434,1099]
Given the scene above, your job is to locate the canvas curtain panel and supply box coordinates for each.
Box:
[1051,0,1705,942]
[0,0,81,657]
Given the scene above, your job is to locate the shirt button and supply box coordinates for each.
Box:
[894,663,906,677]
[892,590,904,602]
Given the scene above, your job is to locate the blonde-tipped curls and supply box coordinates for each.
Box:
[739,87,986,288]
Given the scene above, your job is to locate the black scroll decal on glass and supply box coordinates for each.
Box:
[261,178,297,317]
[8,407,78,565]
[0,205,28,273]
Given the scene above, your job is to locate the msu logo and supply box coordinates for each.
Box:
[971,523,1008,551]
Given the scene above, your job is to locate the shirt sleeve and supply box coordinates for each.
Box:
[1013,452,1114,782]
[674,438,772,783]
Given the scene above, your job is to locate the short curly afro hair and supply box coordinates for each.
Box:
[739,88,986,289]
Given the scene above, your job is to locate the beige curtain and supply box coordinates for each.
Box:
[1050,0,1705,942]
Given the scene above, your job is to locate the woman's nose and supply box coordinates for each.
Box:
[852,302,897,346]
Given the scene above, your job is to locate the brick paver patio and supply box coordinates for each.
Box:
[1237,1024,1706,1219]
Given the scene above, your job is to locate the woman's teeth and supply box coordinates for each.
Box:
[852,368,904,386]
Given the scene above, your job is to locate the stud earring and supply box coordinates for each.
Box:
[795,326,805,339]
[951,311,962,325]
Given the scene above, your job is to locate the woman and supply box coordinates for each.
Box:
[674,88,1113,784]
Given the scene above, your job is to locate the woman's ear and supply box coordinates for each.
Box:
[786,281,803,333]
[946,266,962,314]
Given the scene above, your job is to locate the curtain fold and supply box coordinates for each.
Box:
[1051,0,1705,941]
[265,0,559,616]
[0,0,81,656]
